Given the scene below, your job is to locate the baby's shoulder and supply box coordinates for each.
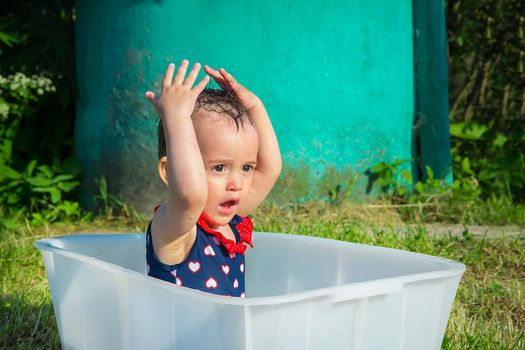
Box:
[149,205,198,266]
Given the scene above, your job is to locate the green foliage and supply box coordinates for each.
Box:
[0,73,82,224]
[366,157,525,225]
[316,166,358,204]
[0,0,522,225]
[0,20,21,54]
[0,73,56,173]
[94,176,141,220]
[0,3,79,225]
[367,160,449,201]
[446,0,525,202]
[270,159,524,225]
[0,2,76,164]
[367,160,413,197]
[0,159,84,225]
[450,120,525,201]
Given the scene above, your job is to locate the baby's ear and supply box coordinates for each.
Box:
[157,156,169,186]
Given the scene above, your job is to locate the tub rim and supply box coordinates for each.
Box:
[35,231,466,307]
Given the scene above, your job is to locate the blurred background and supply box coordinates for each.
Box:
[1,1,524,224]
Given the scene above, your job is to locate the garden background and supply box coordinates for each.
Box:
[1,1,524,349]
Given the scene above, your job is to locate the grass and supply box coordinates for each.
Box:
[1,202,524,349]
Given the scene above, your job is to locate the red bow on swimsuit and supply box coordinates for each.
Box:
[198,215,254,256]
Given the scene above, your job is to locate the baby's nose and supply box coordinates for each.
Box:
[227,173,242,191]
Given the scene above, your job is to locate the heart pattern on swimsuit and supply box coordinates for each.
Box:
[206,277,218,289]
[204,245,216,256]
[240,263,244,273]
[188,261,201,273]
[221,264,230,275]
[233,278,239,288]
[175,277,183,286]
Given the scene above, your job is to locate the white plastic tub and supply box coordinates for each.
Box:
[35,232,465,350]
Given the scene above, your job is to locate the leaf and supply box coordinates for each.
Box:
[37,165,54,178]
[0,179,22,191]
[415,182,424,194]
[52,174,75,183]
[50,188,61,204]
[425,166,434,180]
[400,170,413,183]
[31,213,46,226]
[0,139,12,162]
[392,159,410,167]
[7,192,20,204]
[0,97,9,116]
[370,162,387,173]
[4,117,21,139]
[25,160,37,177]
[32,186,66,206]
[0,31,20,48]
[58,201,80,216]
[492,133,507,148]
[26,176,53,187]
[450,122,488,140]
[97,176,108,201]
[0,164,22,180]
[57,181,79,192]
[478,169,499,181]
[32,187,52,193]
[461,158,475,176]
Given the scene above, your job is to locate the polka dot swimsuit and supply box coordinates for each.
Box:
[146,215,253,297]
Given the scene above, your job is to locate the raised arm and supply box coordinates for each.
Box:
[145,61,210,246]
[204,66,282,216]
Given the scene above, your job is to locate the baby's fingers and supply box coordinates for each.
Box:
[203,65,221,79]
[219,68,240,90]
[204,65,228,87]
[144,90,161,104]
[162,63,175,90]
[144,91,153,101]
[183,62,202,87]
[173,60,189,86]
[192,75,210,94]
[144,91,161,114]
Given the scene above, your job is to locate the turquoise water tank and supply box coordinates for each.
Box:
[75,0,450,212]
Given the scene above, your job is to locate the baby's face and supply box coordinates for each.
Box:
[194,114,259,228]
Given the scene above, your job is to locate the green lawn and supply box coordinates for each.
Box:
[1,203,524,349]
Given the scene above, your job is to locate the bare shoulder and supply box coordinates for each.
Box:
[150,202,198,265]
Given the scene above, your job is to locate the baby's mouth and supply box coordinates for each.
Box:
[220,199,239,208]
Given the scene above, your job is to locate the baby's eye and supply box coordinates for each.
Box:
[213,165,225,172]
[242,165,254,172]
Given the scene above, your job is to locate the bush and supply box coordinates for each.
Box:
[0,2,80,224]
[0,72,82,225]
[446,0,525,201]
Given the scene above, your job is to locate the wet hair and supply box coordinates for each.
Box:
[157,88,252,159]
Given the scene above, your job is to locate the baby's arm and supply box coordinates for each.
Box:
[204,66,282,216]
[145,61,210,253]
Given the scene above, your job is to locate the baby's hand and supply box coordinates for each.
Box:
[145,60,210,120]
[204,65,262,112]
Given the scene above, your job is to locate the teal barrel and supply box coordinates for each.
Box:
[75,0,450,212]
